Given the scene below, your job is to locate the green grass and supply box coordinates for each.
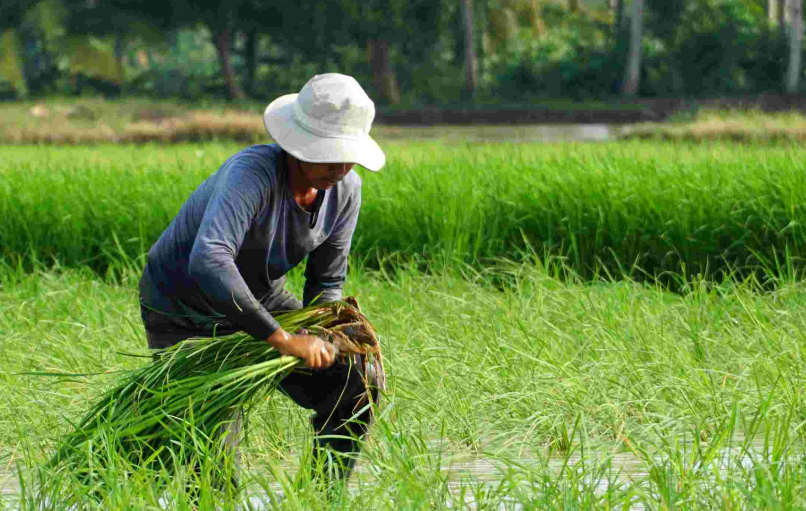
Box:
[1,141,805,288]
[1,261,805,509]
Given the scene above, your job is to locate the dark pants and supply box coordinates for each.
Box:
[141,288,380,486]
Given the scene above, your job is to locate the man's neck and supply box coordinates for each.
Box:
[286,153,318,210]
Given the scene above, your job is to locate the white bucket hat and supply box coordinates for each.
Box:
[263,73,386,171]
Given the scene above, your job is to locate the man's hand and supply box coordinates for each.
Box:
[266,328,335,369]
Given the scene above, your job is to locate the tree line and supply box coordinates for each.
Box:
[1,0,804,104]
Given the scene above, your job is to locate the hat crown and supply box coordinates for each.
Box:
[294,73,375,139]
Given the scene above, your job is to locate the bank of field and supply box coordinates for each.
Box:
[0,141,805,509]
[1,263,805,509]
[622,110,806,143]
[1,141,805,286]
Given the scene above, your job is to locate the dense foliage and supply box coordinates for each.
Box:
[492,0,790,100]
[0,0,802,103]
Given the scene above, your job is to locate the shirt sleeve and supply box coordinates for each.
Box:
[303,184,361,306]
[187,156,281,339]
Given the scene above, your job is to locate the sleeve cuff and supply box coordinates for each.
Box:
[236,307,281,340]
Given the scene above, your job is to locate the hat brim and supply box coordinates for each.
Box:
[263,94,386,172]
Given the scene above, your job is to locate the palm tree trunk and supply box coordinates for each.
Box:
[786,0,803,93]
[461,0,477,98]
[622,0,644,96]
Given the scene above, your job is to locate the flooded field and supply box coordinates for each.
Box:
[2,436,802,510]
[372,123,626,143]
[2,141,805,509]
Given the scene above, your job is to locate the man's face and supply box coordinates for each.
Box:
[300,161,355,190]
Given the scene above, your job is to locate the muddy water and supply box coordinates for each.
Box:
[372,124,627,143]
[1,472,17,493]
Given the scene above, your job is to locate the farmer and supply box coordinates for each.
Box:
[138,73,385,487]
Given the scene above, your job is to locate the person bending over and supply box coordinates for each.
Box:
[138,73,386,489]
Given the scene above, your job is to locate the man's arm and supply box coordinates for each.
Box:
[186,156,335,368]
[187,156,280,339]
[303,185,361,306]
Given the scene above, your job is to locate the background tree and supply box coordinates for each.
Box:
[62,0,252,99]
[622,0,644,96]
[261,0,448,105]
[150,0,252,99]
[0,0,39,30]
[0,0,40,96]
[3,0,801,103]
[461,0,477,98]
[346,0,448,105]
[610,0,624,41]
[786,0,803,92]
[61,0,174,93]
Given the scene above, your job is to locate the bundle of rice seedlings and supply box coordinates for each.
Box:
[43,297,383,491]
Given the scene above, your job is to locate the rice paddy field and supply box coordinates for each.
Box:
[1,138,805,510]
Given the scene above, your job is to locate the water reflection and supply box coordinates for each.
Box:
[372,124,625,143]
[1,473,17,495]
[1,439,800,511]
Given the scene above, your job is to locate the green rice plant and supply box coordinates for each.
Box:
[38,299,382,497]
[2,141,806,289]
[5,260,806,508]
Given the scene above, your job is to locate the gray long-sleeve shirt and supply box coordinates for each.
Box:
[138,143,361,340]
